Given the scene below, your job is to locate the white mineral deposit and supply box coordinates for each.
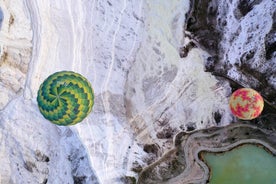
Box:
[0,0,275,183]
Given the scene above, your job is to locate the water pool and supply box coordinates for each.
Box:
[202,144,276,184]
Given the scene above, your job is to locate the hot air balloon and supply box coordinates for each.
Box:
[229,88,264,120]
[37,71,94,126]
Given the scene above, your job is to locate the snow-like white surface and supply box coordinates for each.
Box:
[218,0,276,76]
[0,0,233,183]
[0,0,32,109]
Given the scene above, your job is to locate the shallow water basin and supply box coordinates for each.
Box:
[202,144,276,184]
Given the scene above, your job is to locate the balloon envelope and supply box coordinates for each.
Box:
[37,71,94,126]
[229,88,264,120]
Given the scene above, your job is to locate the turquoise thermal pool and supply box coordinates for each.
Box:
[202,144,276,184]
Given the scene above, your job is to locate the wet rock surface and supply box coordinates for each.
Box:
[0,7,3,29]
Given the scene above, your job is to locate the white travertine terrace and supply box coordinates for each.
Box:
[0,0,234,183]
[0,0,32,109]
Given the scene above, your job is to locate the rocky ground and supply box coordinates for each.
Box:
[137,117,276,183]
[185,0,276,107]
[0,0,275,184]
[136,0,276,183]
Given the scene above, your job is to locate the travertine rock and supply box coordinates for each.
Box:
[138,118,276,183]
[0,0,32,110]
[0,0,275,183]
[186,0,276,106]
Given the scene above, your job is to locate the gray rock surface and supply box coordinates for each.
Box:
[186,0,276,106]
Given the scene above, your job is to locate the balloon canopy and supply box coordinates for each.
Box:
[37,71,94,126]
[229,88,264,120]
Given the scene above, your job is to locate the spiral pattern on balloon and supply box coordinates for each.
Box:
[37,71,94,126]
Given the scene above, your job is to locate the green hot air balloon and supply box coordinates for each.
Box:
[37,71,94,126]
